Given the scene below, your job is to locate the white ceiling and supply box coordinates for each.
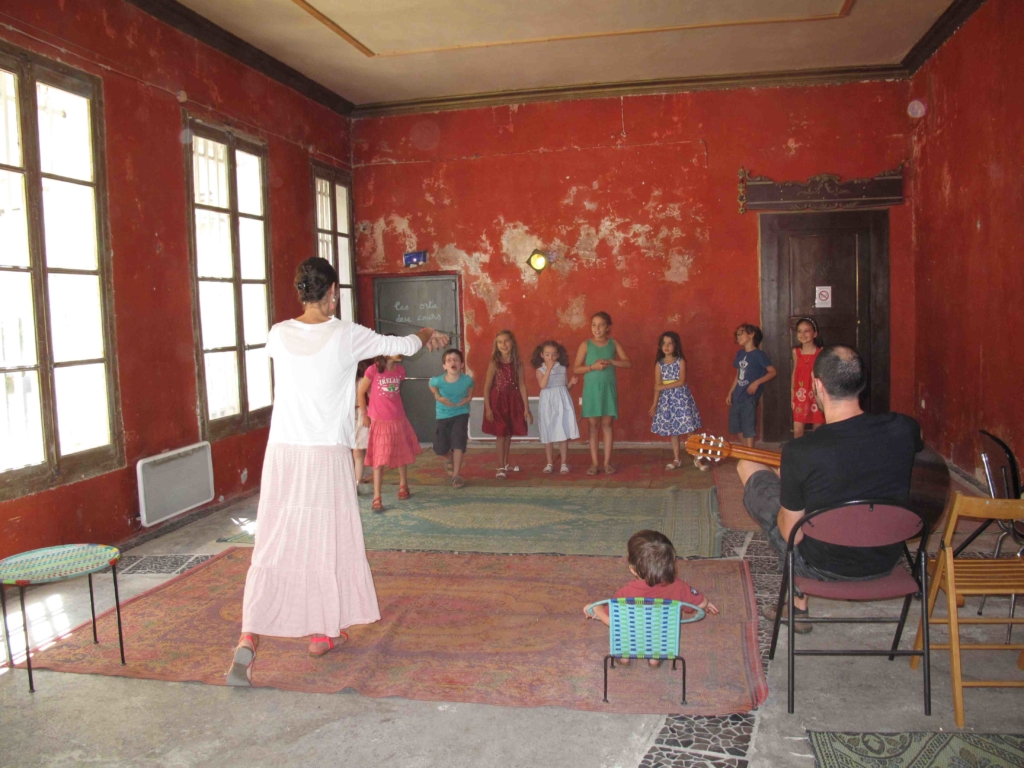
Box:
[172,0,955,109]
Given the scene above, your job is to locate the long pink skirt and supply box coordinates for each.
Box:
[242,443,380,637]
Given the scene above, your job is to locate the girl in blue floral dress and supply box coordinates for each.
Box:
[649,331,705,471]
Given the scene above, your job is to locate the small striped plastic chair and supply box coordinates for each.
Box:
[584,597,705,704]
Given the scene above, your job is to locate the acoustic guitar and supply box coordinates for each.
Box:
[684,433,951,530]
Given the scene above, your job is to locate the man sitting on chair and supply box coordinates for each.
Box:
[738,345,923,633]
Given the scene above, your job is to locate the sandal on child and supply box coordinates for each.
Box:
[586,465,599,476]
[693,457,712,472]
[226,633,258,687]
[444,459,455,476]
[603,464,617,475]
[309,631,348,657]
[495,467,507,479]
[542,463,554,474]
[560,464,570,474]
[371,497,384,512]
[665,459,683,471]
[452,475,465,489]
[397,485,411,500]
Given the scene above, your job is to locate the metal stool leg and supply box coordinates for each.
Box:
[603,655,612,702]
[88,573,98,644]
[19,585,33,693]
[111,562,125,665]
[0,584,12,668]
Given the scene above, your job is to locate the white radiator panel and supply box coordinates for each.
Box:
[137,441,214,527]
[468,396,541,441]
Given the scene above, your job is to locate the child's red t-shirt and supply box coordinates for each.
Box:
[614,579,705,614]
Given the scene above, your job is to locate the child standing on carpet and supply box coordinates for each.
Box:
[649,331,704,472]
[358,354,422,512]
[790,317,825,439]
[585,530,719,666]
[531,340,579,474]
[725,323,776,448]
[352,359,373,488]
[574,311,631,475]
[429,349,474,489]
[482,329,532,478]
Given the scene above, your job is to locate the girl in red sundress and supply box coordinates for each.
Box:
[482,329,532,478]
[791,317,825,438]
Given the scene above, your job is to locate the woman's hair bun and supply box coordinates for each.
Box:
[294,257,337,303]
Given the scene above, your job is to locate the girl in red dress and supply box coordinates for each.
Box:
[482,329,532,478]
[791,317,825,438]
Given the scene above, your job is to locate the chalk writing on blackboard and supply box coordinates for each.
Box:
[396,315,412,323]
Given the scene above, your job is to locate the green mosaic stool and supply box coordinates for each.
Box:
[0,544,125,692]
[584,597,705,704]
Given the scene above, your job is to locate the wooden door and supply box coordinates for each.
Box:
[373,275,461,442]
[759,211,890,442]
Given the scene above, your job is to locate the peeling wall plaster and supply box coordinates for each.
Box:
[557,296,588,330]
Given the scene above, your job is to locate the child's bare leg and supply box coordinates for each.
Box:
[670,435,681,463]
[793,422,805,439]
[558,440,568,465]
[353,449,365,482]
[373,466,384,499]
[544,442,554,466]
[452,449,465,477]
[502,435,512,468]
[398,464,408,488]
[588,418,600,468]
[602,416,614,466]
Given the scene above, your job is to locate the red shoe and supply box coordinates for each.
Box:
[309,631,348,657]
[371,497,384,512]
[397,485,411,500]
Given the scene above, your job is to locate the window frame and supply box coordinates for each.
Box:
[310,160,356,321]
[183,116,274,442]
[0,42,124,502]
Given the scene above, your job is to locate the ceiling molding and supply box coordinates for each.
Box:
[124,0,354,115]
[351,64,908,119]
[291,0,855,59]
[900,0,987,73]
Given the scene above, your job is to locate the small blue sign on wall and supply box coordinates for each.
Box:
[404,250,428,268]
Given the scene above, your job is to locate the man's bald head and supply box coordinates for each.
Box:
[812,345,866,400]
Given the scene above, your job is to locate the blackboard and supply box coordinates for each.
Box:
[373,276,460,379]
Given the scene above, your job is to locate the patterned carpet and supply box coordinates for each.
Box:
[711,462,759,532]
[25,548,767,716]
[220,485,724,558]
[808,732,1024,768]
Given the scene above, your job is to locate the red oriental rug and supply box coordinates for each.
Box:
[23,548,767,715]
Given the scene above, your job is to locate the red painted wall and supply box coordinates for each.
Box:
[0,0,349,558]
[908,0,1024,475]
[352,84,916,443]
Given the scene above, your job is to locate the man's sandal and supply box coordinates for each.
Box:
[226,633,258,687]
[397,485,411,500]
[371,497,384,512]
[309,631,348,657]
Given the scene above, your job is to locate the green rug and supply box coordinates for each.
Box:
[808,732,1024,768]
[218,486,722,558]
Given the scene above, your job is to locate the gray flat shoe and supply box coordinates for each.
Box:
[225,644,256,687]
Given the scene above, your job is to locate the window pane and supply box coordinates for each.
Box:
[335,184,350,235]
[242,283,268,345]
[245,347,272,410]
[198,281,237,350]
[192,136,228,208]
[239,217,266,280]
[0,70,22,168]
[48,273,104,363]
[1,370,45,471]
[205,350,240,419]
[317,232,333,267]
[0,170,30,267]
[338,287,354,323]
[54,362,110,455]
[337,236,352,283]
[315,177,331,230]
[42,178,98,270]
[195,209,233,278]
[0,271,38,367]
[37,84,93,182]
[236,151,262,216]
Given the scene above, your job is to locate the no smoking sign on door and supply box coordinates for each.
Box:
[815,285,832,308]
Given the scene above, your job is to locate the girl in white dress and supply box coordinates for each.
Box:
[531,341,580,474]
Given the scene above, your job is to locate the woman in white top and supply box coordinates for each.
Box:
[227,257,448,686]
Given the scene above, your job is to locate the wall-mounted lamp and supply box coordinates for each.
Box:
[527,249,551,273]
[404,250,428,268]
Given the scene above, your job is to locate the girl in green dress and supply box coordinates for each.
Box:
[573,311,632,474]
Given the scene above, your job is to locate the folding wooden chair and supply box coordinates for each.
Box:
[910,492,1024,727]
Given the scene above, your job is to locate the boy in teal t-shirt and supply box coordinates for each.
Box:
[428,349,474,488]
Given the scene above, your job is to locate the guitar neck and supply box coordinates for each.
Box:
[726,445,781,467]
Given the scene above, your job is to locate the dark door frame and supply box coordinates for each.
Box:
[759,210,891,443]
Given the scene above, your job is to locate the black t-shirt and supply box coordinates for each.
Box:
[780,412,924,577]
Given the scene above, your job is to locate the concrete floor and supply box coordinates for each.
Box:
[1,468,1021,768]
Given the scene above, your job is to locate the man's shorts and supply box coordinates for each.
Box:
[728,397,758,438]
[433,413,469,455]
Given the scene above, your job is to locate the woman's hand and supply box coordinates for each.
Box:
[418,327,450,351]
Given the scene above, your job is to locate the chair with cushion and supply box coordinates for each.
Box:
[768,500,932,715]
[910,492,1024,727]
[584,597,705,704]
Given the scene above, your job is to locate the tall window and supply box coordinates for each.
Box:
[186,121,273,440]
[312,163,355,321]
[0,46,121,500]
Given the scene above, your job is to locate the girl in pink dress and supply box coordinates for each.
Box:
[791,317,825,438]
[358,355,422,511]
